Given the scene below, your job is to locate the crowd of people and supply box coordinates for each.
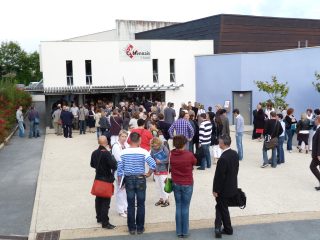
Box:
[17,98,319,238]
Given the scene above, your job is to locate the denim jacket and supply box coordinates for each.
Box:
[150,144,169,173]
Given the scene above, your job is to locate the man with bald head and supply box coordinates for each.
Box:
[91,136,117,229]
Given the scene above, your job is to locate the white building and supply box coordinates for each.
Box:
[35,20,213,125]
[40,40,213,114]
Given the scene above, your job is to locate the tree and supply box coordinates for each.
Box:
[254,76,289,110]
[0,41,42,85]
[313,72,320,92]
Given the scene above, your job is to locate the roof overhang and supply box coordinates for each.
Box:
[25,84,184,95]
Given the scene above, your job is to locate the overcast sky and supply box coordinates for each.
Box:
[1,0,320,52]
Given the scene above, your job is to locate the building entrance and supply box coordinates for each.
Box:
[232,91,252,125]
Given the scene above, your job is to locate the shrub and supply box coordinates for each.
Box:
[0,80,32,143]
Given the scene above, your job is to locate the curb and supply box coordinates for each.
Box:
[58,211,320,239]
[0,124,19,150]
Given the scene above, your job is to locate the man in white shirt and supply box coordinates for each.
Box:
[233,109,244,161]
[16,106,24,137]
[70,103,79,130]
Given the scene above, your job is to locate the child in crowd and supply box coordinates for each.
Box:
[150,137,170,207]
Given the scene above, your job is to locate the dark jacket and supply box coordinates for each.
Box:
[90,145,117,183]
[99,116,111,129]
[164,107,176,125]
[264,119,283,138]
[312,127,320,160]
[296,119,311,132]
[28,110,39,121]
[254,109,266,129]
[221,115,230,137]
[110,116,123,135]
[157,120,171,140]
[60,110,74,125]
[284,115,297,130]
[213,149,239,198]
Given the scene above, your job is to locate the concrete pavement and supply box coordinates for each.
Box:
[28,126,320,239]
[0,101,46,238]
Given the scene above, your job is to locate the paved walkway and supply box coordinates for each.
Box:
[28,126,320,239]
[0,101,46,237]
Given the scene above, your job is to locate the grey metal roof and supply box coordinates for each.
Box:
[25,83,184,95]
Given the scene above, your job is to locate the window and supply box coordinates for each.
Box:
[85,60,92,85]
[170,59,175,82]
[66,60,73,86]
[152,59,158,83]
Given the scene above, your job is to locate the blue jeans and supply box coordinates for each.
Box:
[18,121,25,137]
[79,120,86,134]
[29,120,35,138]
[201,144,211,169]
[236,133,243,160]
[286,129,294,150]
[173,183,193,236]
[125,175,146,232]
[96,127,101,138]
[277,136,285,164]
[263,143,277,167]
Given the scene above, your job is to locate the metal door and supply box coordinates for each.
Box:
[232,91,252,125]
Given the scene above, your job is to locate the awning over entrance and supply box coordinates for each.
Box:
[25,83,184,95]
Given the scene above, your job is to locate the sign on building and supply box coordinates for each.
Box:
[119,41,151,61]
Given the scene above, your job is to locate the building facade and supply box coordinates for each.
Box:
[39,39,213,124]
[196,47,320,124]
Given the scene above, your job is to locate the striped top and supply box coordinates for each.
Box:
[199,120,212,145]
[118,147,156,177]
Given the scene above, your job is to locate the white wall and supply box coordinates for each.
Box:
[41,40,213,110]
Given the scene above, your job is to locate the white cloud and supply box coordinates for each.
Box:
[0,0,320,52]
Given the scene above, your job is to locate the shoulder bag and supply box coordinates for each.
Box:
[164,153,173,193]
[91,151,114,198]
[265,122,279,150]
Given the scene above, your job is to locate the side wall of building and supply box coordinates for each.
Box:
[196,47,320,123]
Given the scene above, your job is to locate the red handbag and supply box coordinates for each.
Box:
[91,150,114,198]
[256,128,264,134]
[91,179,114,198]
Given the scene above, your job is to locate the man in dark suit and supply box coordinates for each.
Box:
[310,115,320,191]
[213,135,239,238]
[60,106,74,138]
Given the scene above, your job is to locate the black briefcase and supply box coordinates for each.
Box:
[227,188,246,209]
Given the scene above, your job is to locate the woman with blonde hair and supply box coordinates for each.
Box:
[150,137,170,207]
[112,130,129,217]
[296,113,311,154]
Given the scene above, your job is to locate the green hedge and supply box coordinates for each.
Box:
[0,80,32,143]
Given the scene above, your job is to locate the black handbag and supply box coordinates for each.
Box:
[264,122,279,149]
[227,188,246,209]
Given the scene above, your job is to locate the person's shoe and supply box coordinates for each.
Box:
[215,229,222,238]
[102,223,116,229]
[119,212,127,218]
[137,228,145,234]
[299,148,302,153]
[261,163,269,168]
[221,229,233,235]
[155,200,164,206]
[161,201,170,207]
[197,167,205,170]
[129,230,136,235]
[315,186,320,191]
[289,150,292,153]
[306,150,309,154]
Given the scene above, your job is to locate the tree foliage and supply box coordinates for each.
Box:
[313,72,320,92]
[0,41,41,85]
[254,76,289,110]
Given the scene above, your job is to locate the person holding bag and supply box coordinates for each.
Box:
[150,137,170,207]
[261,111,283,168]
[170,135,197,238]
[90,136,117,229]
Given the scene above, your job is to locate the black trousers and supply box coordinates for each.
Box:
[310,158,320,183]
[95,197,111,224]
[63,124,72,138]
[215,197,233,233]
